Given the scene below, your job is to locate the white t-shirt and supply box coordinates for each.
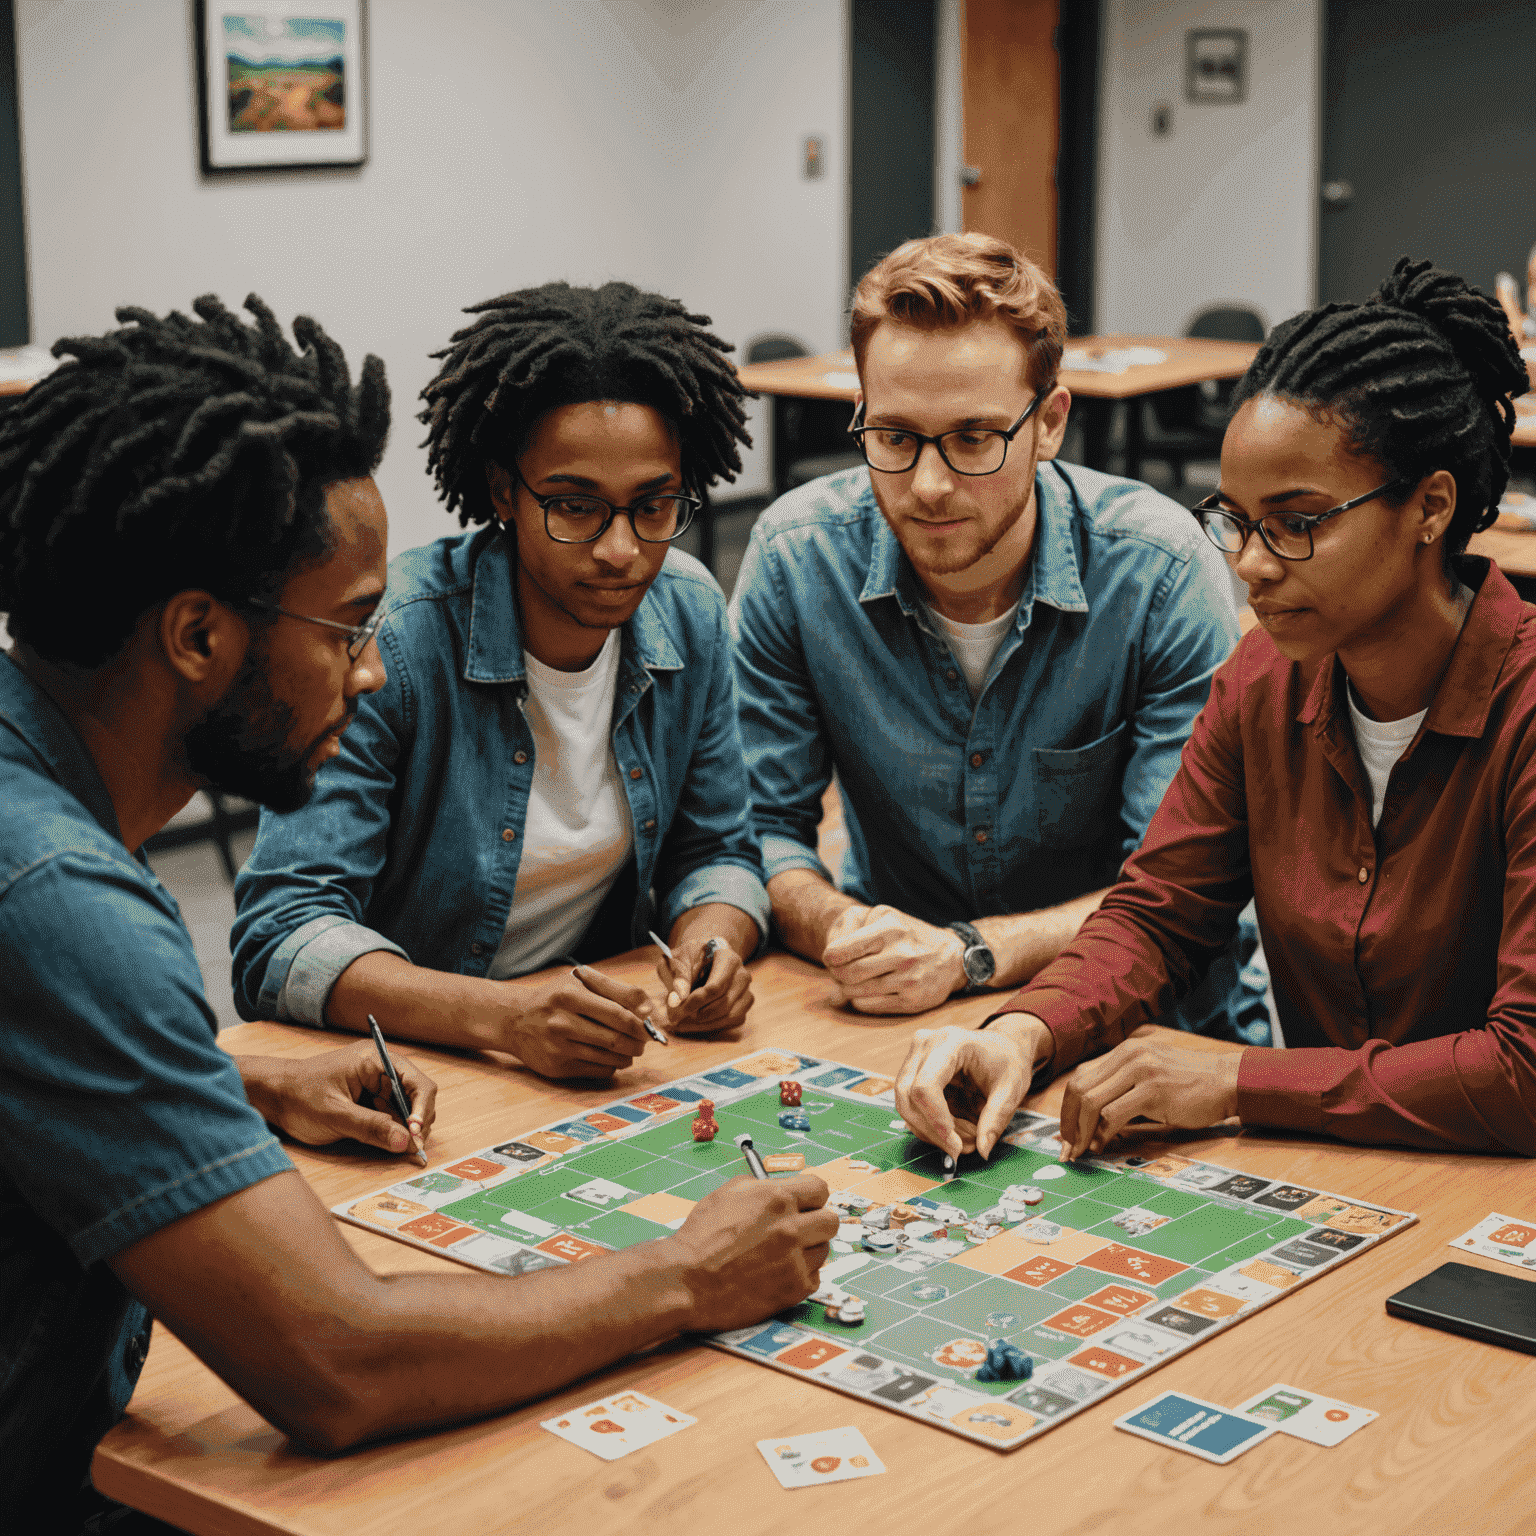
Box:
[489,630,633,978]
[925,600,1021,698]
[1347,682,1426,827]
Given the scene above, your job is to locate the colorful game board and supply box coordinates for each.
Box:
[335,1048,1416,1450]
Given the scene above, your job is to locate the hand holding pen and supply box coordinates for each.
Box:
[368,1015,430,1165]
[649,929,753,1035]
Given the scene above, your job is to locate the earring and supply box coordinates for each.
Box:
[1423,533,1434,544]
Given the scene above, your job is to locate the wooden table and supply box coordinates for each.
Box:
[95,951,1536,1535]
[737,335,1260,485]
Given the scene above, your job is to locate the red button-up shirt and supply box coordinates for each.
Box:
[1002,558,1536,1154]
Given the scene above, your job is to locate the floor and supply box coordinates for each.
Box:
[152,441,1231,1032]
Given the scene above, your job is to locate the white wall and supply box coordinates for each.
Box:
[1095,0,1320,337]
[14,0,847,551]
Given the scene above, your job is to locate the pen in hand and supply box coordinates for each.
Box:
[367,1014,428,1166]
[561,953,667,1046]
[735,1132,769,1180]
[649,929,721,1011]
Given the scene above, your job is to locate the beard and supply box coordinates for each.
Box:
[880,480,1036,579]
[183,644,346,814]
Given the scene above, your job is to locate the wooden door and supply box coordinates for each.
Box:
[962,0,1060,276]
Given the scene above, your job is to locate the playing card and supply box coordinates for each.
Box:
[1114,1391,1276,1464]
[541,1390,696,1461]
[1236,1383,1377,1446]
[756,1427,886,1488]
[1448,1212,1536,1273]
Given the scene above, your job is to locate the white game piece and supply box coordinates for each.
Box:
[1032,1164,1067,1181]
[862,1229,900,1255]
[863,1204,894,1230]
[888,1118,907,1130]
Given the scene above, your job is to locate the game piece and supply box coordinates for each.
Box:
[825,1294,866,1325]
[941,1152,957,1182]
[692,1100,718,1142]
[780,1079,803,1106]
[778,1109,811,1132]
[1004,1184,1045,1206]
[339,1045,1416,1453]
[763,1152,806,1174]
[974,1339,1033,1383]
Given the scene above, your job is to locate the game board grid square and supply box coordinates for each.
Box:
[1127,1205,1275,1264]
[857,1260,986,1302]
[667,1169,739,1202]
[1012,1326,1083,1361]
[1033,1265,1124,1302]
[552,1143,663,1183]
[925,1281,1064,1336]
[1140,1186,1212,1217]
[780,1291,919,1344]
[922,1179,1005,1217]
[577,1209,671,1247]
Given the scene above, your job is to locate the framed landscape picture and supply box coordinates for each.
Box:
[196,1,367,172]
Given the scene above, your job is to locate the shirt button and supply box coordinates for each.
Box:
[946,668,959,683]
[629,767,643,780]
[470,941,485,956]
[970,752,985,768]
[502,828,517,842]
[630,683,640,694]
[643,818,656,831]
[974,830,989,845]
[513,750,528,765]
[1357,866,1369,883]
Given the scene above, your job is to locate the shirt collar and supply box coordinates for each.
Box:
[1299,556,1524,740]
[0,653,124,840]
[463,527,683,685]
[857,462,1090,626]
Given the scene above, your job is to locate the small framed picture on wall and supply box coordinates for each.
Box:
[1186,28,1248,106]
[196,1,367,172]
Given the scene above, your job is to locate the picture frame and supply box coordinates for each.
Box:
[1185,28,1248,106]
[196,1,367,173]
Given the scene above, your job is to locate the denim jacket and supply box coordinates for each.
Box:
[232,527,768,1024]
[730,461,1240,923]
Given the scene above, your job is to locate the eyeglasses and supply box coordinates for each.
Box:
[1192,479,1406,563]
[246,599,384,661]
[848,393,1046,476]
[513,467,700,545]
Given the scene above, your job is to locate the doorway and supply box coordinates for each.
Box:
[1321,0,1536,304]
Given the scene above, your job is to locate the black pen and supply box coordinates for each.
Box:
[367,1014,428,1165]
[735,1132,769,1180]
[650,928,720,996]
[564,953,667,1046]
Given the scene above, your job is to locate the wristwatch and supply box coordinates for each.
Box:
[948,920,996,994]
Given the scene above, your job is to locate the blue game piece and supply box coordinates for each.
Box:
[778,1109,810,1131]
[974,1338,1033,1383]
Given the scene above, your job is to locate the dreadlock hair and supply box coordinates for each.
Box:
[0,294,389,668]
[419,281,750,528]
[1229,256,1528,560]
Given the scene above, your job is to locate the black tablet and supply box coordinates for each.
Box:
[1385,1261,1536,1354]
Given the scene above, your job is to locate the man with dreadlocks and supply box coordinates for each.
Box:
[897,257,1536,1162]
[231,280,766,1076]
[0,297,834,1529]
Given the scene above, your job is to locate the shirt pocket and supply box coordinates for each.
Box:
[1033,721,1127,850]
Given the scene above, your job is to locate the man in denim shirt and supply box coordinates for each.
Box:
[734,234,1246,1021]
[1,297,835,1528]
[233,283,770,1079]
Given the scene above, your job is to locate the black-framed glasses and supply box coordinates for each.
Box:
[1192,479,1406,563]
[848,392,1046,476]
[513,467,700,545]
[246,599,384,661]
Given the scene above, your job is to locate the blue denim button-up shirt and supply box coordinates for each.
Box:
[730,461,1239,924]
[232,527,768,1024]
[0,656,291,1514]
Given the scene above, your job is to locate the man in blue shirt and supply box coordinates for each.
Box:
[733,233,1245,1021]
[232,282,770,1081]
[0,297,834,1529]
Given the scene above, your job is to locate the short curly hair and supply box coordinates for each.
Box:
[418,280,750,528]
[0,294,389,667]
[850,232,1067,394]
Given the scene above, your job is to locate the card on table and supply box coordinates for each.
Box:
[756,1426,886,1489]
[1236,1382,1376,1447]
[541,1390,696,1461]
[1449,1212,1536,1273]
[1114,1391,1276,1465]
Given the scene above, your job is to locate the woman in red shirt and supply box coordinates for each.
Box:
[897,257,1536,1157]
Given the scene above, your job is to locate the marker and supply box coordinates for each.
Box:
[735,1132,769,1180]
[941,1152,957,1183]
[366,1014,428,1165]
[649,928,721,1005]
[566,954,667,1046]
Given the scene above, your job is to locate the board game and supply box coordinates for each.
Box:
[335,1047,1416,1450]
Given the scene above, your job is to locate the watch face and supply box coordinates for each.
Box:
[962,944,995,986]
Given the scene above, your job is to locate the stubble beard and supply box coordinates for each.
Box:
[880,479,1036,580]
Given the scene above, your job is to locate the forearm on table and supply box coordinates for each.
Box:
[767,867,865,960]
[230,1055,299,1125]
[972,886,1110,990]
[668,901,760,961]
[325,950,502,1050]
